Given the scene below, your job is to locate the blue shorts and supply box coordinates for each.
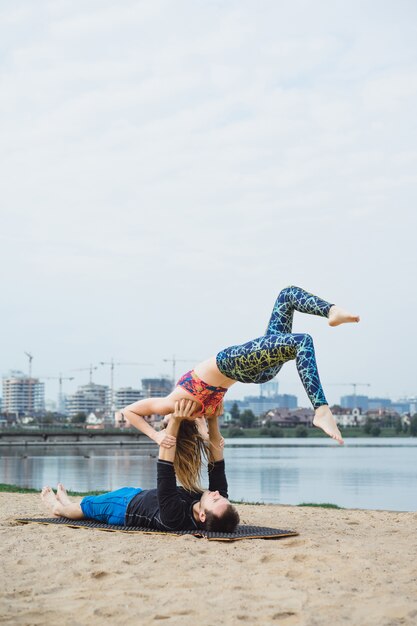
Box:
[80,487,142,525]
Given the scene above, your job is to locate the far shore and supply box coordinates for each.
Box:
[0,425,414,442]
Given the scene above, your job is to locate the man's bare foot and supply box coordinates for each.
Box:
[313,406,344,444]
[40,486,60,517]
[56,483,71,506]
[328,305,360,327]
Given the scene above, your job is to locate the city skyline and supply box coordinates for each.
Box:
[1,367,414,415]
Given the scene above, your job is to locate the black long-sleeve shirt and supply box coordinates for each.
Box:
[125,459,228,531]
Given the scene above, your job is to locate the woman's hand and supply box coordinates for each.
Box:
[154,430,176,448]
[206,401,225,420]
[173,398,200,421]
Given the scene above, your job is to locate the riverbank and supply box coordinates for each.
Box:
[0,426,413,446]
[1,492,416,625]
[222,426,412,438]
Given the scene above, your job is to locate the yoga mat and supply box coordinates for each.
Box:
[16,517,298,542]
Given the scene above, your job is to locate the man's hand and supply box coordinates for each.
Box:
[154,430,176,448]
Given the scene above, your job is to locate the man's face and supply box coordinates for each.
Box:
[199,490,229,518]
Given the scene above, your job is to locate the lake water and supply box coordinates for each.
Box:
[1,438,416,511]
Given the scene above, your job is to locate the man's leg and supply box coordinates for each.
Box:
[41,485,140,524]
[40,486,84,519]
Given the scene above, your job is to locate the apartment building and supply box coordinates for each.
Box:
[2,371,45,414]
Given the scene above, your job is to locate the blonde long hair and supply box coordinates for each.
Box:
[173,420,214,493]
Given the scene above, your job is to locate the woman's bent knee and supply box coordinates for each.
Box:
[295,333,314,346]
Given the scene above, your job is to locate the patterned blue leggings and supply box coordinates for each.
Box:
[216,286,334,409]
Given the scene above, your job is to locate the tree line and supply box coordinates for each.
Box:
[224,403,417,438]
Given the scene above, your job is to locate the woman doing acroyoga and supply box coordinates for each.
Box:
[123,285,360,448]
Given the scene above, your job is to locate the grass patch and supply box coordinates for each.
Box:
[298,502,342,509]
[0,483,105,496]
[0,484,343,509]
[0,484,38,494]
[232,500,344,508]
[231,499,264,505]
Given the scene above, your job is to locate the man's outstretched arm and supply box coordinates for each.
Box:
[157,399,199,529]
[206,404,229,498]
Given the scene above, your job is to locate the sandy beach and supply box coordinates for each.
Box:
[1,493,417,626]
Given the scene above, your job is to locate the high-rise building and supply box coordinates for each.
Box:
[224,393,297,417]
[114,387,144,410]
[65,383,109,418]
[244,394,298,417]
[141,378,173,397]
[2,371,45,414]
[259,380,279,397]
[367,397,392,410]
[341,395,369,411]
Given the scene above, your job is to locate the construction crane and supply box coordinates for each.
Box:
[329,383,371,408]
[99,359,153,417]
[24,352,33,377]
[163,355,198,383]
[41,373,75,413]
[70,364,98,383]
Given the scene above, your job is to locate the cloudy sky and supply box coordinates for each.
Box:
[1,0,416,407]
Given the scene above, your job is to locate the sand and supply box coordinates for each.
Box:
[1,493,417,626]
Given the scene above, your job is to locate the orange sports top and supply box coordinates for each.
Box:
[176,370,228,416]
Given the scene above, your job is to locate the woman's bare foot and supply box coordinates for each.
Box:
[40,486,60,517]
[328,305,360,327]
[56,483,71,506]
[313,406,344,444]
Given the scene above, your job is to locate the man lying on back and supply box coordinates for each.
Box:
[40,399,240,533]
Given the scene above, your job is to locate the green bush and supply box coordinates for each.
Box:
[269,426,284,438]
[71,412,87,424]
[363,417,372,434]
[295,425,308,438]
[395,418,403,434]
[228,426,245,438]
[230,403,241,421]
[410,415,417,437]
[239,409,256,428]
[371,425,381,437]
[259,426,284,438]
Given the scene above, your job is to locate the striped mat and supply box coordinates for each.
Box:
[16,517,298,542]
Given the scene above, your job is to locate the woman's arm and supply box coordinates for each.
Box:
[159,400,199,462]
[122,397,176,447]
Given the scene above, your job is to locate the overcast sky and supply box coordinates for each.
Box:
[1,0,416,407]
